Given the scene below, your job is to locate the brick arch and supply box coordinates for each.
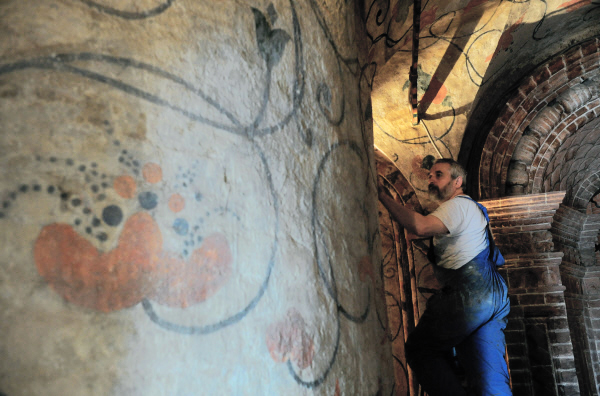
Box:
[522,80,600,195]
[471,37,600,199]
[543,117,600,209]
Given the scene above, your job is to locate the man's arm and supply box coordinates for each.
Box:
[378,189,448,238]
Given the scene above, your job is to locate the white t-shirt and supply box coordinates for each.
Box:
[429,196,488,270]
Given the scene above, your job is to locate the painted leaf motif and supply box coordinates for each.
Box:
[252,8,291,67]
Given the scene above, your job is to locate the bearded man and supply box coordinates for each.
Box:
[378,158,511,396]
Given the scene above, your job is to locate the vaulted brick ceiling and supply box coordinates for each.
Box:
[475,42,600,208]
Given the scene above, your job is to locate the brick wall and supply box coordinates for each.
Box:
[483,192,581,395]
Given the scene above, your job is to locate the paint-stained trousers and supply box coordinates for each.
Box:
[405,247,512,396]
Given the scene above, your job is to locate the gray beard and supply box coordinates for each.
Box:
[428,184,452,201]
[428,185,442,201]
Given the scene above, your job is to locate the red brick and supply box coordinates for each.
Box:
[547,70,569,93]
[505,91,535,112]
[547,330,572,344]
[551,343,574,356]
[518,76,538,99]
[583,57,599,74]
[581,39,600,57]
[523,304,567,318]
[547,317,569,329]
[564,120,578,135]
[567,65,584,81]
[548,56,566,75]
[587,99,600,114]
[557,384,582,395]
[499,108,516,128]
[533,66,551,85]
[545,294,566,304]
[519,294,545,305]
[555,368,579,384]
[565,47,583,65]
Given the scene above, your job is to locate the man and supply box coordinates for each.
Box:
[378,159,511,396]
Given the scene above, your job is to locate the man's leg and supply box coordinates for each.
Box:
[405,291,478,396]
[457,318,511,396]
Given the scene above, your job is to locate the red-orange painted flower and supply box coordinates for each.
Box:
[150,233,233,308]
[266,308,315,369]
[34,212,162,312]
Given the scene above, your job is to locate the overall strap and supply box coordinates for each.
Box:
[456,195,505,266]
[456,195,490,223]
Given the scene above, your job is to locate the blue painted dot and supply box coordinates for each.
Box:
[138,192,158,210]
[102,205,123,226]
[173,218,189,236]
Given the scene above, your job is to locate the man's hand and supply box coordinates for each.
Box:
[376,175,449,238]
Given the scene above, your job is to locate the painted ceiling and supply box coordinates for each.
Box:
[366,0,600,207]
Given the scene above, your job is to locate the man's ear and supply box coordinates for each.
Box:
[454,176,463,189]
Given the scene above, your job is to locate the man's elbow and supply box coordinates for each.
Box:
[411,223,431,238]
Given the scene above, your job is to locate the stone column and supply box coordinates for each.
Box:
[483,192,580,395]
[552,204,600,395]
[0,1,393,394]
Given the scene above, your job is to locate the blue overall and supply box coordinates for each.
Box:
[405,201,512,396]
